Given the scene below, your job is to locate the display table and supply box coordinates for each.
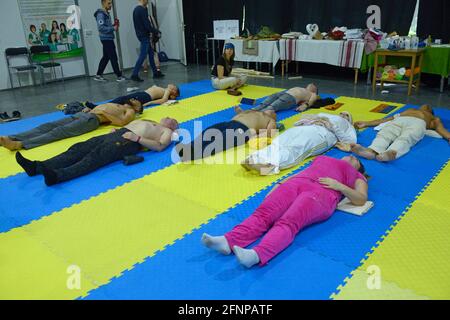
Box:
[279,39,365,83]
[227,39,280,74]
[362,46,450,92]
[372,49,425,96]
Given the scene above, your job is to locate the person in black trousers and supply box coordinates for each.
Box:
[131,0,164,82]
[94,0,126,82]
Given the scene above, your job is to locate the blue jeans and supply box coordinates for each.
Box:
[132,38,158,76]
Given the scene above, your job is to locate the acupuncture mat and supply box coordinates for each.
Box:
[1,82,448,299]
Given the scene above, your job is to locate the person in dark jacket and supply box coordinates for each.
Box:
[131,0,164,82]
[94,0,126,82]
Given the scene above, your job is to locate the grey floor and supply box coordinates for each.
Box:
[1,61,449,120]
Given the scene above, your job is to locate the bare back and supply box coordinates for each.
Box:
[145,86,166,100]
[286,87,312,104]
[125,120,169,141]
[232,110,273,132]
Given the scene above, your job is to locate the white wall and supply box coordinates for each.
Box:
[0,0,30,90]
[155,0,183,60]
[115,0,141,69]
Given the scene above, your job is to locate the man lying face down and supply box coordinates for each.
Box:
[175,106,277,162]
[15,117,179,186]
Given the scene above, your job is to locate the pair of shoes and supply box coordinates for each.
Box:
[131,75,144,82]
[116,76,127,82]
[93,75,107,82]
[153,71,165,79]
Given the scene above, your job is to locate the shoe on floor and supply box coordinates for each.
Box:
[93,75,107,82]
[0,112,11,122]
[11,111,21,120]
[116,76,127,82]
[131,75,144,82]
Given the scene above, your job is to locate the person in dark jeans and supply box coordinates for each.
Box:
[15,118,179,186]
[176,106,277,162]
[131,0,164,82]
[94,0,126,82]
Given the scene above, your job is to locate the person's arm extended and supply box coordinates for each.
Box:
[123,129,172,152]
[432,118,450,142]
[143,90,170,107]
[319,178,368,206]
[354,116,395,129]
[104,109,135,126]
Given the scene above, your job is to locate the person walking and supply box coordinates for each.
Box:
[131,0,164,82]
[94,0,126,82]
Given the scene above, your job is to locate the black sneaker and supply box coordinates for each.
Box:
[131,75,144,82]
[153,71,165,79]
[0,112,11,121]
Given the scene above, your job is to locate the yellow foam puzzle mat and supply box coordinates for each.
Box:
[0,94,404,299]
[0,85,283,179]
[333,161,450,300]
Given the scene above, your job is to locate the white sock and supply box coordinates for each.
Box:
[201,233,231,255]
[233,246,260,268]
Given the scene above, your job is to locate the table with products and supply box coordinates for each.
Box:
[279,39,365,84]
[372,49,425,96]
[362,45,450,92]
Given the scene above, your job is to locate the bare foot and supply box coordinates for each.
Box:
[0,136,23,151]
[259,164,276,176]
[350,144,376,160]
[376,150,397,162]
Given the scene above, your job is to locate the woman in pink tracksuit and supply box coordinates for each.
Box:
[202,155,369,268]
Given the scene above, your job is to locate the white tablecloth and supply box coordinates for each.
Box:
[279,39,365,69]
[228,39,280,68]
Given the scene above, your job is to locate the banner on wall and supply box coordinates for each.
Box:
[17,0,84,61]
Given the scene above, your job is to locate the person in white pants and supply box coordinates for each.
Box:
[242,112,356,175]
[211,42,247,90]
[351,105,450,162]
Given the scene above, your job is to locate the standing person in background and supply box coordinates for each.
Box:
[94,0,127,83]
[48,33,60,52]
[40,23,51,45]
[131,0,164,82]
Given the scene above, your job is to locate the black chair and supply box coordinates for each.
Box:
[5,47,38,88]
[193,32,211,66]
[30,45,64,85]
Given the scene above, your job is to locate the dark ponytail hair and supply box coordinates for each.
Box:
[357,159,370,180]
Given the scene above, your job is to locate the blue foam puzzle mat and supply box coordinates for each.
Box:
[83,105,450,300]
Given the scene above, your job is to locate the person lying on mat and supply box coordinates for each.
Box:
[202,155,369,268]
[242,111,356,175]
[211,42,247,91]
[176,106,277,162]
[0,99,143,151]
[350,105,450,162]
[15,118,179,186]
[83,84,180,110]
[252,84,319,113]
